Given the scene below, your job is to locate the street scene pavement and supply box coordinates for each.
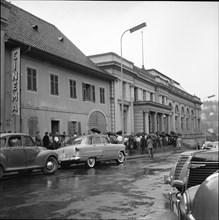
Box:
[0,144,189,220]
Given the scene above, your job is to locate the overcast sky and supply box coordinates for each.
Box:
[11,1,218,101]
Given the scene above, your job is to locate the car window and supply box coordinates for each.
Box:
[85,136,92,145]
[92,137,102,144]
[8,136,22,147]
[71,138,83,145]
[23,136,35,147]
[102,136,110,144]
[0,137,6,148]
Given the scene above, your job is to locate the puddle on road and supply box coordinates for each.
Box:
[134,167,170,179]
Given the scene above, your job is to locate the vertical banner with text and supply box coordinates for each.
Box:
[11,48,20,116]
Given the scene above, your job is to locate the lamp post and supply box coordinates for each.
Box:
[203,94,215,102]
[202,94,215,141]
[120,22,146,144]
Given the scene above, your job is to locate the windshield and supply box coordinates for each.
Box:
[66,136,93,146]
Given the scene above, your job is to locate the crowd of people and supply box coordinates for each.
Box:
[106,131,182,157]
[35,130,182,157]
[35,131,70,150]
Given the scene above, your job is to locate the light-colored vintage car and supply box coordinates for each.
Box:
[55,134,126,169]
[164,149,219,217]
[202,141,218,150]
[0,133,59,179]
[178,171,218,220]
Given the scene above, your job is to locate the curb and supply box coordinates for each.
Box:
[126,145,191,160]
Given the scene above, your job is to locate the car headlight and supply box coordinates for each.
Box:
[180,191,191,217]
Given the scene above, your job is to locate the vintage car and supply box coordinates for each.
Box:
[0,133,59,179]
[164,149,219,217]
[55,134,126,169]
[202,141,218,150]
[178,171,218,220]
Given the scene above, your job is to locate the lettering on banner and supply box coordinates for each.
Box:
[11,48,20,116]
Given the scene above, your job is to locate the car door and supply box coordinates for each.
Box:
[5,135,25,171]
[23,135,41,168]
[89,136,103,159]
[101,136,118,160]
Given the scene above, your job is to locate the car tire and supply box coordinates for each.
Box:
[0,166,3,179]
[116,151,125,164]
[42,156,58,175]
[86,157,96,168]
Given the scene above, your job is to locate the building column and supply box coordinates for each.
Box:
[154,112,157,133]
[145,112,149,134]
[0,1,11,132]
[161,113,164,132]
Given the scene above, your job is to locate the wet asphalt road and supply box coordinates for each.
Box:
[0,153,179,220]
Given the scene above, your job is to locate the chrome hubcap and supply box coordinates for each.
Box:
[47,161,54,170]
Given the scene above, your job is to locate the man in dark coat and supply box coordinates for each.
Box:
[43,132,50,149]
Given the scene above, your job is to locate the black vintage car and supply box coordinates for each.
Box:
[164,149,219,218]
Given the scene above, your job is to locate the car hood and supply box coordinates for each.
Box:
[38,146,48,151]
[190,150,219,162]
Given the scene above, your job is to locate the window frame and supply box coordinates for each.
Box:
[69,78,77,99]
[82,82,95,103]
[27,66,37,92]
[99,87,105,104]
[50,73,59,96]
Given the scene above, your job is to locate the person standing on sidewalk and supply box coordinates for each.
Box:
[147,135,154,158]
[176,136,182,150]
[35,131,42,146]
[43,132,51,149]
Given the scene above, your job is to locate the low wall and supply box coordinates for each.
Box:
[182,134,205,148]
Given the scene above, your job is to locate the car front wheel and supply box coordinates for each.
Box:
[42,156,58,175]
[86,157,96,168]
[116,151,125,164]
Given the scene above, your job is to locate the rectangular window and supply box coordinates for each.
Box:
[162,96,165,105]
[134,87,138,102]
[69,79,77,99]
[143,90,146,101]
[82,83,95,102]
[150,93,153,101]
[100,87,105,104]
[50,74,59,95]
[27,67,37,92]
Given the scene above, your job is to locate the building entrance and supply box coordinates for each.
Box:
[88,111,107,133]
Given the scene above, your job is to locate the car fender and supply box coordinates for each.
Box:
[34,149,59,166]
[0,152,7,171]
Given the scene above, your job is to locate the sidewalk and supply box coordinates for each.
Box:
[126,143,192,160]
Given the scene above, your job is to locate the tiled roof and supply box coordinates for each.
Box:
[5,1,106,74]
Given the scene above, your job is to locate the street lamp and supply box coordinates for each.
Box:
[120,22,146,144]
[203,94,215,107]
[202,94,215,141]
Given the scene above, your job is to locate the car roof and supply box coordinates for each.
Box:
[0,133,31,138]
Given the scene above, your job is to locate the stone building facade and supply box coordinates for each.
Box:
[1,1,203,144]
[89,52,203,143]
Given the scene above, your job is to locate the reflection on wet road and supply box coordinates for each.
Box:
[0,154,179,219]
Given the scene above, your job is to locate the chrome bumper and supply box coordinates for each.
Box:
[168,191,181,217]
